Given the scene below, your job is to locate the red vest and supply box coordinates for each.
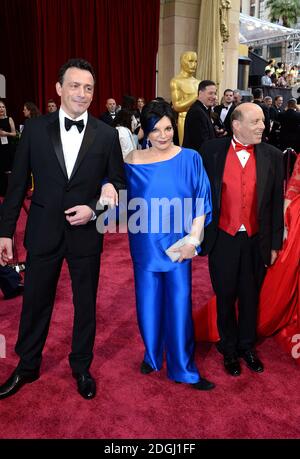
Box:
[219,143,259,236]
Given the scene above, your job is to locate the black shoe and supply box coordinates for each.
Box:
[72,371,96,399]
[0,369,40,400]
[4,284,24,300]
[140,361,154,375]
[224,355,241,376]
[192,378,215,391]
[239,350,264,373]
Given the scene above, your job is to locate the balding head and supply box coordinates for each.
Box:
[106,98,116,113]
[231,103,265,145]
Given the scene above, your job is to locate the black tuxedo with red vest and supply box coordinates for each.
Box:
[199,137,284,355]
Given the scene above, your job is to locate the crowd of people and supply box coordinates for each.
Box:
[261,60,299,88]
[0,57,299,402]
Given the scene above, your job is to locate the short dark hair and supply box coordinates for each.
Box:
[198,80,216,93]
[253,88,263,99]
[122,95,136,111]
[274,95,283,102]
[58,58,96,85]
[287,98,297,109]
[141,100,176,139]
[224,88,233,95]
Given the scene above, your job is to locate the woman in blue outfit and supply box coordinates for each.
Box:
[124,100,214,390]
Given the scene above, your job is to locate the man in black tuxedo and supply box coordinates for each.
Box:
[214,89,235,137]
[99,98,117,126]
[269,95,284,148]
[182,80,216,152]
[0,59,125,400]
[278,98,300,152]
[200,103,284,377]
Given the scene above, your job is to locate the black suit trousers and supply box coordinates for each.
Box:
[208,230,266,355]
[16,243,101,373]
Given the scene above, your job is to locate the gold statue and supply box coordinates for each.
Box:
[170,51,200,145]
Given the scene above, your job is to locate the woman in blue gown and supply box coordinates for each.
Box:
[124,100,214,390]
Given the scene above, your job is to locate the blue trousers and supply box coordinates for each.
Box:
[133,262,200,383]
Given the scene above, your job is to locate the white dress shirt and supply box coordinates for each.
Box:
[220,103,233,123]
[59,108,88,179]
[232,136,251,168]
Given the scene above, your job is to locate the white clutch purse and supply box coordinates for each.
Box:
[165,235,200,262]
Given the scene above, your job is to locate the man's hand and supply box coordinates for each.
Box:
[65,205,93,226]
[270,250,278,265]
[98,183,118,209]
[0,238,13,266]
[170,243,196,263]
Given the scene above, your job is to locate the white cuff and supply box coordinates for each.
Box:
[185,235,201,247]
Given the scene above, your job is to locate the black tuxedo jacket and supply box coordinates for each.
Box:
[214,103,235,136]
[200,138,284,266]
[0,112,125,257]
[99,111,115,126]
[278,109,300,152]
[182,100,216,153]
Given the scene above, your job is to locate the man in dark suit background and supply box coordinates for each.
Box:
[214,88,235,137]
[200,103,284,377]
[279,98,300,152]
[269,95,284,148]
[99,98,117,126]
[0,58,125,400]
[182,80,216,152]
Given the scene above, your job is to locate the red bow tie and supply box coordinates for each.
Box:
[235,142,254,154]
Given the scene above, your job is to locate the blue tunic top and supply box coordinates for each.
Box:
[125,148,212,272]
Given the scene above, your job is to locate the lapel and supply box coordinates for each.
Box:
[198,101,211,120]
[47,113,98,182]
[197,101,216,136]
[213,138,231,210]
[47,113,68,180]
[69,114,98,181]
[255,143,271,212]
[225,104,234,122]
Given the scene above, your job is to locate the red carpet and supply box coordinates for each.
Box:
[0,207,299,439]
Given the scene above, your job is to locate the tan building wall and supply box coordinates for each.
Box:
[158,0,240,102]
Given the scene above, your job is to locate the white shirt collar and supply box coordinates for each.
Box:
[232,135,249,148]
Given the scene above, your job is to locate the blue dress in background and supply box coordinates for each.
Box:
[125,148,212,383]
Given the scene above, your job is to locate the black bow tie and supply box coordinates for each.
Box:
[64,117,84,133]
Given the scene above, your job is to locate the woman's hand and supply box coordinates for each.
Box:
[99,183,118,209]
[169,243,196,263]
